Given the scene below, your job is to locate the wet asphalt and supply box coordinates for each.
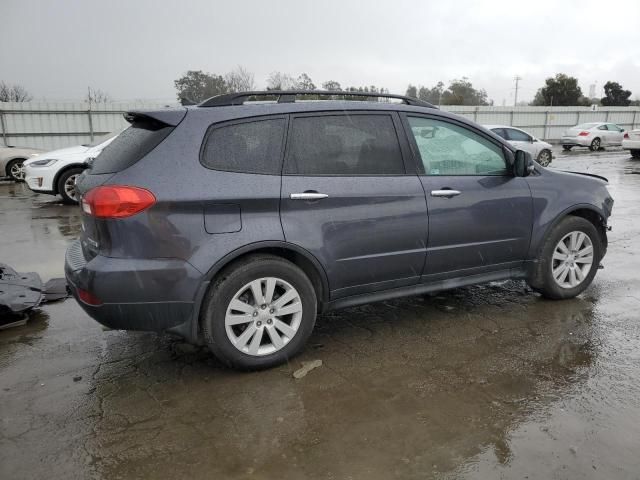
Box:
[1,147,640,479]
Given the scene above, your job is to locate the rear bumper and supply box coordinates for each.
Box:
[561,137,591,147]
[64,240,202,335]
[622,139,640,150]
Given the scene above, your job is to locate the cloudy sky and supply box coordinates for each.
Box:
[2,0,639,104]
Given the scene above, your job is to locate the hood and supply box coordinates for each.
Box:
[559,170,608,183]
[24,144,91,166]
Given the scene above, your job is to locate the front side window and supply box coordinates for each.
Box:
[408,116,508,176]
[285,114,405,175]
[201,118,286,174]
[505,128,531,142]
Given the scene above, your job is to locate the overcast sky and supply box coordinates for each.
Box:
[2,0,639,104]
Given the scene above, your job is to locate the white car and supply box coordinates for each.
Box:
[560,122,625,152]
[484,125,554,166]
[0,143,44,181]
[622,130,640,158]
[24,131,119,204]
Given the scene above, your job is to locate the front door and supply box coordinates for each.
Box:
[280,112,428,299]
[403,115,533,280]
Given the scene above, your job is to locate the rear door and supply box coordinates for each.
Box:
[280,111,428,299]
[402,114,533,280]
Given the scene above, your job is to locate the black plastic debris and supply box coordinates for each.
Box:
[0,263,69,329]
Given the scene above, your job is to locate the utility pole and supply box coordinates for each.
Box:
[513,76,522,106]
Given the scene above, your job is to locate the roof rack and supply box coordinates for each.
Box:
[198,90,436,108]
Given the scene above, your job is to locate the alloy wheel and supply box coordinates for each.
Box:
[551,231,594,289]
[538,150,551,166]
[225,277,303,356]
[64,174,79,201]
[10,161,25,180]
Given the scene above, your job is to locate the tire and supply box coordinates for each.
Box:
[562,145,572,151]
[528,216,602,300]
[6,159,26,181]
[201,254,317,370]
[57,168,84,204]
[537,149,552,167]
[631,149,640,159]
[589,138,601,151]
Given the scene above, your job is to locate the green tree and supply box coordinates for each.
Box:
[441,78,489,105]
[322,80,342,91]
[174,70,227,103]
[296,73,316,90]
[532,73,583,106]
[601,81,632,106]
[418,82,445,104]
[406,84,418,98]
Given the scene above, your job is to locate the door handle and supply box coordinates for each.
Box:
[290,192,329,200]
[431,189,461,198]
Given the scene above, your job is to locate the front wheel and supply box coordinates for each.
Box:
[562,145,572,151]
[528,216,602,299]
[201,254,317,370]
[589,138,601,151]
[57,168,84,204]
[537,149,552,166]
[7,159,26,181]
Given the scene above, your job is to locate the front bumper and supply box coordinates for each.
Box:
[64,239,201,334]
[25,167,55,192]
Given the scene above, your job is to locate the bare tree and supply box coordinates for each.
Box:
[0,82,32,102]
[225,66,256,93]
[86,87,112,104]
[266,71,297,91]
[322,80,342,91]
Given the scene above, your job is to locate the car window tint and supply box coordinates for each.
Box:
[408,116,507,176]
[598,125,608,130]
[606,124,621,131]
[506,128,531,142]
[201,118,286,174]
[491,128,508,140]
[285,114,405,175]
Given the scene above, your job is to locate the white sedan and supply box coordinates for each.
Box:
[484,125,554,166]
[24,131,119,204]
[622,130,640,158]
[560,122,625,152]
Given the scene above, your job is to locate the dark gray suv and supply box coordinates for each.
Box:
[65,91,613,370]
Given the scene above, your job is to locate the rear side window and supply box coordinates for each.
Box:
[201,118,286,175]
[90,119,173,174]
[505,128,531,142]
[285,114,405,175]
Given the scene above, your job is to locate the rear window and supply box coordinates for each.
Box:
[285,114,405,175]
[90,119,173,174]
[201,118,286,175]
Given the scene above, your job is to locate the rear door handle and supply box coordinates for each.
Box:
[290,192,329,200]
[431,189,461,198]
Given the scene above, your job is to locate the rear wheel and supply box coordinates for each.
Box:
[529,216,602,299]
[57,168,84,204]
[631,149,640,159]
[589,138,601,151]
[7,159,26,181]
[201,254,317,370]
[537,149,552,166]
[562,145,572,151]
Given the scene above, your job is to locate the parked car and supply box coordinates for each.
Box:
[0,143,43,181]
[24,131,120,204]
[65,91,613,370]
[622,129,640,158]
[484,125,553,166]
[561,122,625,151]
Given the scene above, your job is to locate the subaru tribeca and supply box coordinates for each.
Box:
[65,91,613,370]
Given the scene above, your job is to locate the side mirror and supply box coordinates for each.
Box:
[531,137,537,143]
[514,150,534,177]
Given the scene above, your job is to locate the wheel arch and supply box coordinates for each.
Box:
[188,241,330,343]
[4,157,27,176]
[52,163,86,194]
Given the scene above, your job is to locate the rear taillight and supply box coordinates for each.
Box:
[78,288,102,306]
[578,131,590,136]
[624,133,629,139]
[81,186,156,219]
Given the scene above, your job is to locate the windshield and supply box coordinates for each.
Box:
[82,128,124,147]
[574,123,600,130]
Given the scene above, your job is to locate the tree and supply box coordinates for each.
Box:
[225,66,255,93]
[266,71,296,90]
[418,82,445,104]
[295,73,316,90]
[440,78,489,105]
[86,87,111,104]
[532,73,583,106]
[0,82,32,102]
[405,85,418,98]
[322,80,342,91]
[174,70,228,103]
[601,81,632,106]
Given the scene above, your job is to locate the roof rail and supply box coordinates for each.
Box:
[198,90,436,108]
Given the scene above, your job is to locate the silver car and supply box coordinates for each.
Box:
[561,122,625,152]
[0,143,44,181]
[484,125,553,166]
